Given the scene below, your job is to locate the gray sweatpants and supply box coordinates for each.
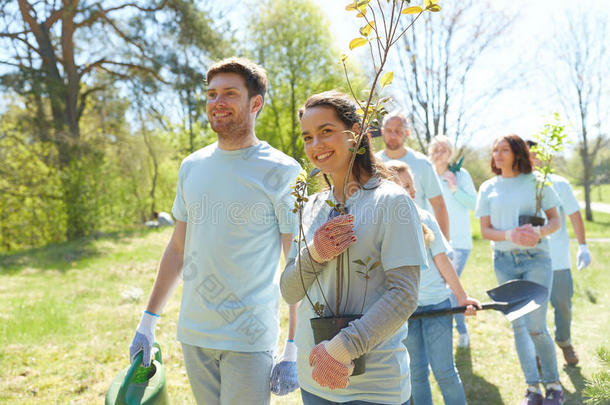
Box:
[182,343,273,405]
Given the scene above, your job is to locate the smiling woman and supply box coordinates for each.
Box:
[280,91,428,405]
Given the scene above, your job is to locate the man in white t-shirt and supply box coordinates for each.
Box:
[375,113,450,239]
[528,140,592,366]
[128,57,302,404]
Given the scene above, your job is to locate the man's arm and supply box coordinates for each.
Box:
[568,211,587,245]
[281,233,298,340]
[429,195,450,240]
[145,220,187,314]
[568,210,592,270]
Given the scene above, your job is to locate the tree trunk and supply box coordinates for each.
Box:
[578,91,594,221]
[290,79,297,159]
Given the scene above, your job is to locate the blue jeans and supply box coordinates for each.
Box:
[493,249,559,385]
[550,269,573,346]
[301,389,409,405]
[449,248,471,335]
[404,299,466,405]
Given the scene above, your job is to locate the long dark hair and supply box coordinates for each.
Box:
[298,91,392,189]
[491,134,533,175]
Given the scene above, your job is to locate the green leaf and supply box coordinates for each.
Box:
[380,71,394,88]
[325,200,336,208]
[353,259,367,267]
[345,2,358,11]
[349,37,368,50]
[425,0,441,12]
[370,261,380,270]
[365,257,371,264]
[360,21,375,37]
[402,6,423,14]
[357,147,366,155]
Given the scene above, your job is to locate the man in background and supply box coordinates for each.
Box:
[528,140,592,366]
[375,113,450,240]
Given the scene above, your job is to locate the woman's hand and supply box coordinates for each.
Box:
[507,225,540,247]
[440,171,457,191]
[457,296,482,317]
[309,341,354,389]
[308,214,356,263]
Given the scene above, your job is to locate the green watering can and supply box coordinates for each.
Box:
[106,343,170,405]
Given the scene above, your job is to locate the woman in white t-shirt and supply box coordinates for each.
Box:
[280,91,427,405]
[475,134,564,405]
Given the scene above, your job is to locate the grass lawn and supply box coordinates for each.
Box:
[1,225,608,405]
[576,184,610,205]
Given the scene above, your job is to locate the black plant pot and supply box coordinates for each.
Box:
[310,315,366,376]
[518,215,545,227]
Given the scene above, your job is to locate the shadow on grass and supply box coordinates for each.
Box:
[0,226,160,275]
[456,347,505,405]
[563,364,586,404]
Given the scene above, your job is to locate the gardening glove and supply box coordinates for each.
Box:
[505,227,539,247]
[309,340,354,390]
[577,244,591,270]
[308,214,356,263]
[270,340,298,395]
[129,311,159,367]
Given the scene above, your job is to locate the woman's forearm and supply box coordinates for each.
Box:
[332,265,420,359]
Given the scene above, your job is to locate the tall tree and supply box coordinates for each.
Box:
[547,11,609,221]
[0,0,224,238]
[248,0,359,161]
[394,0,514,150]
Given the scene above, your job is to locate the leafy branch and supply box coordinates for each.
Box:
[530,112,569,216]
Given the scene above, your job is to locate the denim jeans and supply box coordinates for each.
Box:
[404,299,466,405]
[301,389,410,405]
[493,249,560,385]
[550,269,573,346]
[449,248,471,335]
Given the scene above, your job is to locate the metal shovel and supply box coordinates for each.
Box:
[409,279,549,322]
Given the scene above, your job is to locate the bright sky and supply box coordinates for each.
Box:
[311,0,609,153]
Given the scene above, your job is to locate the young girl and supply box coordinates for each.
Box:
[475,135,563,405]
[428,135,478,348]
[386,160,480,405]
[280,91,428,405]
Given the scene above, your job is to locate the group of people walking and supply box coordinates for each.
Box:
[127,57,592,405]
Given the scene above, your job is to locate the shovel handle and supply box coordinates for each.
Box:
[409,303,502,320]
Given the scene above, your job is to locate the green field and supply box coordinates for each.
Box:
[1,225,608,404]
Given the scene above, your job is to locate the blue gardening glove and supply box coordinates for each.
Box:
[270,340,298,395]
[577,244,591,270]
[129,311,159,367]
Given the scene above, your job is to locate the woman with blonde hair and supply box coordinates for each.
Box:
[387,159,480,405]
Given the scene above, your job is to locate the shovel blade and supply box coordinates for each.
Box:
[486,280,548,321]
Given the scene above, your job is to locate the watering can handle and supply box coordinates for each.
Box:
[117,343,162,400]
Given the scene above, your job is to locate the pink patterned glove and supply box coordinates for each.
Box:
[308,214,356,263]
[309,341,354,390]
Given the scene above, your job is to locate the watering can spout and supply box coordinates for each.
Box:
[105,342,170,405]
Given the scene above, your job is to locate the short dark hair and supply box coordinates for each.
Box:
[206,57,267,102]
[491,134,533,175]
